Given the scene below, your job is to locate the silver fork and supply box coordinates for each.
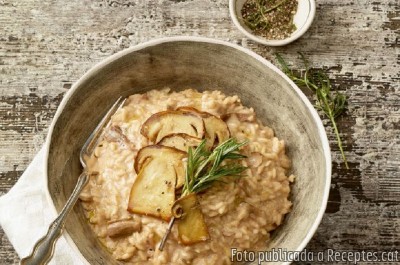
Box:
[20,97,126,265]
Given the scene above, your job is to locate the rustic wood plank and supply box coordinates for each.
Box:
[0,230,19,265]
[1,0,399,264]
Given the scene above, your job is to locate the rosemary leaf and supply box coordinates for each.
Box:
[183,138,248,196]
[275,53,349,169]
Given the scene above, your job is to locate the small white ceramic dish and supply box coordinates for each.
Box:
[229,0,316,46]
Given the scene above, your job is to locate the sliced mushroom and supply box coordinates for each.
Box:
[134,145,186,174]
[172,193,209,245]
[248,152,263,168]
[203,115,230,148]
[129,146,186,220]
[177,107,230,148]
[221,113,256,122]
[104,125,135,150]
[106,219,141,238]
[158,133,202,152]
[174,161,187,190]
[128,158,176,221]
[140,110,205,143]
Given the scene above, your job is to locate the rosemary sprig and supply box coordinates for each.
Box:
[183,138,248,196]
[158,138,248,250]
[275,53,349,169]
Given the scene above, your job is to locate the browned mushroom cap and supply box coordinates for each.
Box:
[128,146,186,221]
[203,115,231,148]
[140,110,205,143]
[104,125,135,151]
[177,107,230,148]
[134,145,186,174]
[158,133,202,152]
[128,159,175,221]
[106,218,141,238]
[172,193,209,245]
[221,113,255,122]
[134,145,187,190]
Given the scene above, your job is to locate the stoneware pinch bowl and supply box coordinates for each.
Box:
[229,0,316,46]
[44,36,331,265]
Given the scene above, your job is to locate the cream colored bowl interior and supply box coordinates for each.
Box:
[45,37,331,265]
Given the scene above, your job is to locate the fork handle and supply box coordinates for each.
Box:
[20,172,89,265]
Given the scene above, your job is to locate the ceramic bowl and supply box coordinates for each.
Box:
[44,37,331,265]
[229,0,316,46]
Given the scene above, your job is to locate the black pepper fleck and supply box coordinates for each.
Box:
[241,0,298,40]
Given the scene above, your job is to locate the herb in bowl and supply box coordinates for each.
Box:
[241,0,298,40]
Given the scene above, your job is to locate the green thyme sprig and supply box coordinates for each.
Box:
[182,138,248,196]
[275,53,349,169]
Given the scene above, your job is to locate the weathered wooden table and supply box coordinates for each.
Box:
[1,0,399,264]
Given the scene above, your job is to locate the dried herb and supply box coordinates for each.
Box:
[159,138,248,250]
[275,53,349,169]
[241,0,298,40]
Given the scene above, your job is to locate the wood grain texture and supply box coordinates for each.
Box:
[0,0,399,264]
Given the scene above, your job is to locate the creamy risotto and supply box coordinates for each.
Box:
[79,89,294,265]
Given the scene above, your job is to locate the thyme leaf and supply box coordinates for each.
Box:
[275,53,349,169]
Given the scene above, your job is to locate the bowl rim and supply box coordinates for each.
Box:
[43,36,331,265]
[229,0,316,46]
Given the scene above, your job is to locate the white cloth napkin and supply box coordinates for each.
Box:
[0,147,84,265]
